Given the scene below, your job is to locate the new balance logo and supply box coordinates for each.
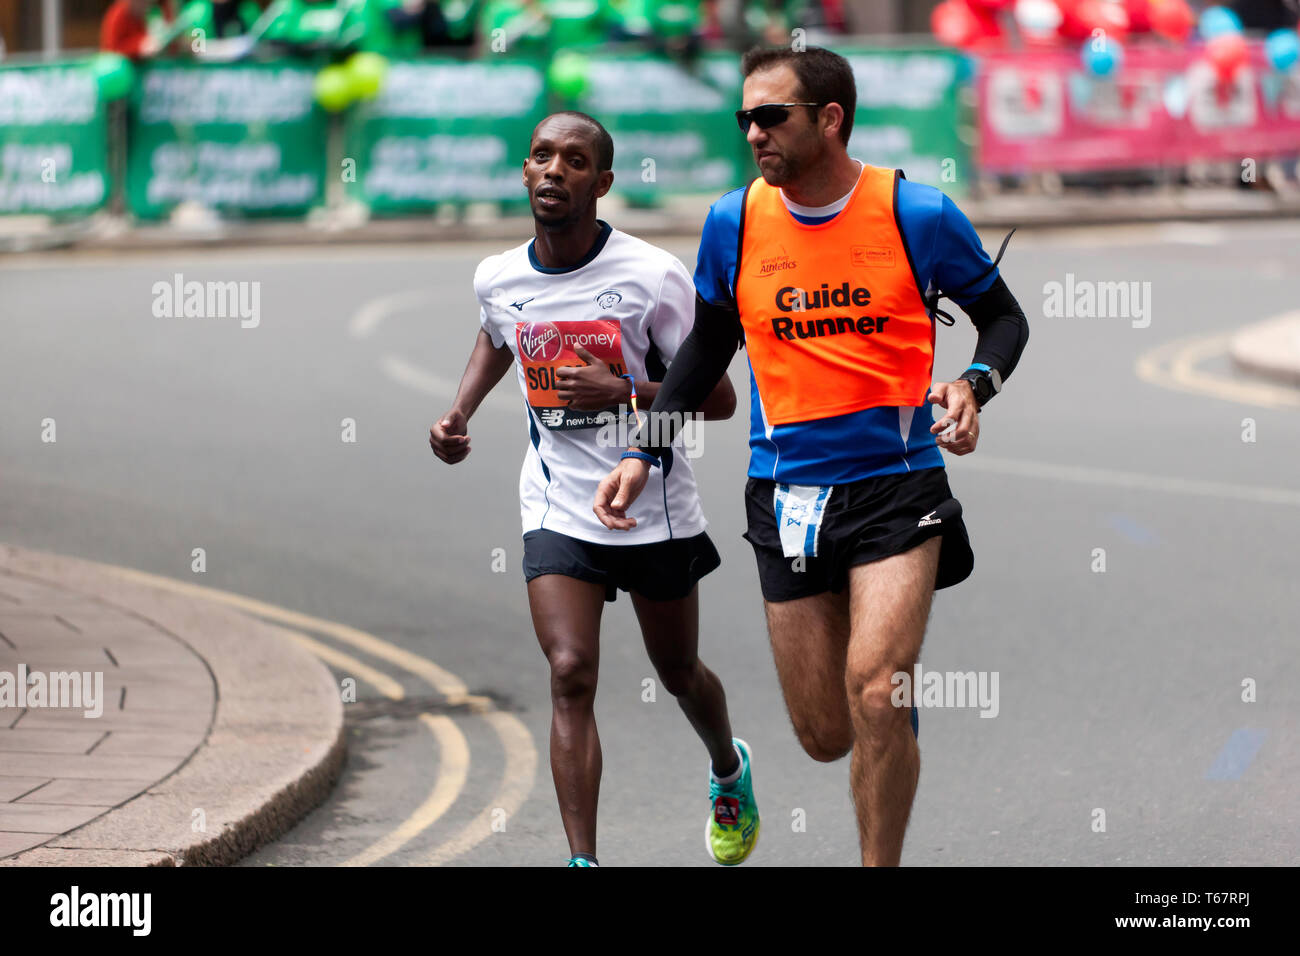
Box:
[918,510,941,527]
[510,297,536,311]
[539,409,565,427]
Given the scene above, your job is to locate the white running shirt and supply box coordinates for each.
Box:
[476,222,708,545]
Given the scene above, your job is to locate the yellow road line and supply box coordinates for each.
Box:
[275,627,406,702]
[106,564,537,867]
[1136,332,1300,409]
[108,566,486,707]
[341,714,471,867]
[420,709,538,867]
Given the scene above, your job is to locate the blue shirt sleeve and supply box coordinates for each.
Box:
[896,179,998,309]
[692,186,747,309]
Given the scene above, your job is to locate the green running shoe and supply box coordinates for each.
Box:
[706,738,759,865]
[566,856,598,867]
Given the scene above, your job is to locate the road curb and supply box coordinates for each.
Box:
[0,545,345,867]
[3,190,1300,255]
[1229,312,1300,388]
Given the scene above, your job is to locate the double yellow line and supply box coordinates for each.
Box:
[108,566,537,867]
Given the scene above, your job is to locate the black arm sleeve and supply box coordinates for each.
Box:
[633,294,743,457]
[963,275,1029,379]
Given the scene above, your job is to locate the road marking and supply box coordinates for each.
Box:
[420,709,538,867]
[1135,332,1300,409]
[956,455,1300,507]
[1205,728,1267,781]
[342,714,471,867]
[348,290,431,340]
[277,626,406,702]
[381,354,518,413]
[274,626,474,865]
[107,566,484,706]
[105,565,536,866]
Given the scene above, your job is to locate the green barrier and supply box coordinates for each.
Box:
[573,51,748,203]
[342,57,547,213]
[0,61,111,217]
[125,60,328,220]
[840,45,969,198]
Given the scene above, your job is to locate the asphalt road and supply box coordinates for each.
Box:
[2,219,1297,866]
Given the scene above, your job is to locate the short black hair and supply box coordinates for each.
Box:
[740,46,857,146]
[534,111,614,172]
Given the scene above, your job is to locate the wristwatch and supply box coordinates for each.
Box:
[958,365,1002,408]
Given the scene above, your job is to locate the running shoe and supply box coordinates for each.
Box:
[706,737,759,865]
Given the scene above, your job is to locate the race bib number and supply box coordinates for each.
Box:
[516,318,630,430]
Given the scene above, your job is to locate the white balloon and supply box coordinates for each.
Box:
[1016,0,1063,34]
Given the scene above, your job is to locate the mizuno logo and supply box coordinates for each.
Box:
[918,510,941,527]
[510,297,536,311]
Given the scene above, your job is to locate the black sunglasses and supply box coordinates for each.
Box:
[735,102,824,133]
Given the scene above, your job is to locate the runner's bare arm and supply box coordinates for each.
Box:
[429,329,515,464]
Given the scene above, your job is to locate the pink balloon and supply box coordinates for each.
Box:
[1148,0,1194,42]
[931,0,981,48]
[1206,31,1248,83]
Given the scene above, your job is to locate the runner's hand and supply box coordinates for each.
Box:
[594,457,650,530]
[430,409,471,464]
[928,381,980,456]
[555,346,630,411]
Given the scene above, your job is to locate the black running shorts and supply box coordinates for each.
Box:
[743,466,974,603]
[523,529,721,603]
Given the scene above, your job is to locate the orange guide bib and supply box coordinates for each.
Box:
[735,166,934,426]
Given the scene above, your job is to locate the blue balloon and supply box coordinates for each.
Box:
[1081,38,1123,78]
[1199,7,1243,41]
[1265,29,1300,72]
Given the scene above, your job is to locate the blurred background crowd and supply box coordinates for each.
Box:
[2,1,1299,232]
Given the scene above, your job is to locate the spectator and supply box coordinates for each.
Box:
[101,0,177,60]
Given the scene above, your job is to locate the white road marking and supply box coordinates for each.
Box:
[382,354,519,413]
[349,290,432,339]
[955,454,1300,507]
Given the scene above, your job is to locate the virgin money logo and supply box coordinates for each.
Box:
[518,321,562,362]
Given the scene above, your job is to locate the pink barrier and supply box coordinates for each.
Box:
[976,43,1300,172]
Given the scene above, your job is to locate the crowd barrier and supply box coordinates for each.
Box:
[2,40,1296,222]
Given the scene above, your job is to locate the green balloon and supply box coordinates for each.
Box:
[90,53,135,101]
[548,52,589,100]
[314,65,354,113]
[347,52,389,101]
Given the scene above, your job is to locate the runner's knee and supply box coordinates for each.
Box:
[846,664,910,736]
[655,659,700,697]
[547,648,597,704]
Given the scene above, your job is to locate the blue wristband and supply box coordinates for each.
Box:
[620,450,660,468]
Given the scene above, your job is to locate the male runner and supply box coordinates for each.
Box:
[594,48,1030,865]
[429,111,759,867]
